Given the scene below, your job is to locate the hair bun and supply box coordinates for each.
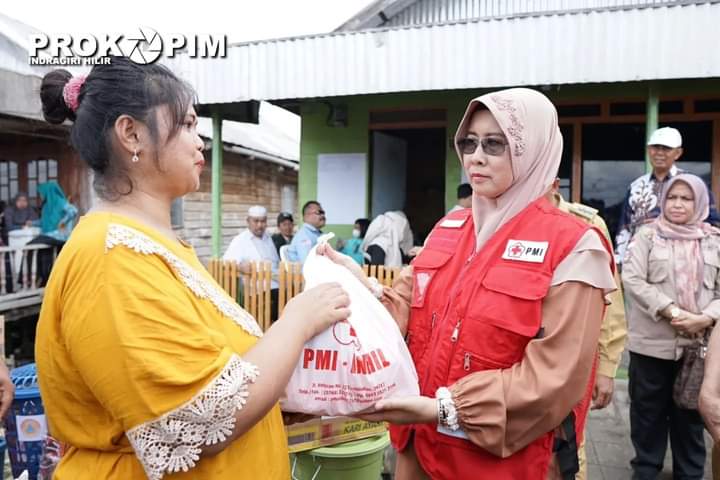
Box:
[40,69,75,124]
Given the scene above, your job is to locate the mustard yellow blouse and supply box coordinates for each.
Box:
[35,212,289,479]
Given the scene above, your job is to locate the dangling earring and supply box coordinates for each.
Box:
[132,148,139,163]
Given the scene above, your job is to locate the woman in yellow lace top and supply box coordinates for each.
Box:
[35,57,350,480]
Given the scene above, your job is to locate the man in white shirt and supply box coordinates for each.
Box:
[223,205,280,319]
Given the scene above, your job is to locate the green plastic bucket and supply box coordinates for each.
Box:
[290,432,390,480]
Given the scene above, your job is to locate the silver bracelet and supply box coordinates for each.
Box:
[436,387,460,431]
[367,276,384,299]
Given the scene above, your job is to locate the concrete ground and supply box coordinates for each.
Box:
[585,378,714,479]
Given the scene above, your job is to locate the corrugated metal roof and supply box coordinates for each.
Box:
[0,13,89,119]
[338,0,703,30]
[0,14,46,119]
[0,13,47,78]
[335,0,418,31]
[168,1,720,103]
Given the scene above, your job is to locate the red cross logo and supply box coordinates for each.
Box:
[332,320,362,351]
[509,243,524,257]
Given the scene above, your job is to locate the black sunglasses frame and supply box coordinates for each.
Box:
[456,136,509,156]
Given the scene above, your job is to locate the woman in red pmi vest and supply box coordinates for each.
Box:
[320,88,616,479]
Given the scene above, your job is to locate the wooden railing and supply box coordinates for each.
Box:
[0,244,56,293]
[362,264,401,288]
[278,262,303,320]
[207,259,402,331]
[0,243,58,312]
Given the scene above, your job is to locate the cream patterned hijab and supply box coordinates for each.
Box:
[454,88,563,250]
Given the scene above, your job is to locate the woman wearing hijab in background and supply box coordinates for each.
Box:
[33,181,78,243]
[622,173,719,480]
[27,181,78,285]
[320,88,616,479]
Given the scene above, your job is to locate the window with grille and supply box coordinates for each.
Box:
[0,160,19,208]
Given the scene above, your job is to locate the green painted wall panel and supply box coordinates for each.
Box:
[297,78,720,228]
[445,101,467,212]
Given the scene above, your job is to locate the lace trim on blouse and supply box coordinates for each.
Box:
[126,355,259,480]
[105,223,263,338]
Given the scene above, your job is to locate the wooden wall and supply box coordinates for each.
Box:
[179,149,298,262]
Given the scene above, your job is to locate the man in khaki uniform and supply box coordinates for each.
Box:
[550,182,627,480]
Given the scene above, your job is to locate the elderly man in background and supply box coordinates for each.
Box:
[223,205,280,319]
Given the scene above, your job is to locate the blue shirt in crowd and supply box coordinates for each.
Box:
[287,223,322,264]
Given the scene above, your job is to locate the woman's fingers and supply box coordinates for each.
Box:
[373,399,398,411]
[355,412,387,422]
[317,243,338,260]
[282,412,316,425]
[318,284,350,308]
[331,307,351,322]
[335,293,350,308]
[313,282,351,308]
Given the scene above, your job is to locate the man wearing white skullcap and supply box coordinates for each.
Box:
[223,205,279,287]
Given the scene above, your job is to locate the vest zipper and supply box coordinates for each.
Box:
[466,252,476,265]
[431,312,437,330]
[424,258,475,390]
[450,319,462,342]
[422,227,481,393]
[463,352,471,371]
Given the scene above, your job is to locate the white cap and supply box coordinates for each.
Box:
[248,205,267,218]
[648,127,682,148]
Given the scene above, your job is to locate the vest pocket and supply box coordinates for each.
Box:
[410,249,453,308]
[462,351,507,372]
[449,266,549,381]
[478,265,550,337]
[407,249,454,362]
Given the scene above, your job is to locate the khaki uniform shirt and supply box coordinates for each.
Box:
[556,195,628,377]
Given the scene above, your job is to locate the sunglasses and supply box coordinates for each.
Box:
[456,136,508,156]
[311,210,325,216]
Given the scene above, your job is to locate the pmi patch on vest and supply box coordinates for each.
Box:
[502,239,549,263]
[439,217,468,228]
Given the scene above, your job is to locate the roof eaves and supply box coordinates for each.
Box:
[226,0,715,49]
[333,0,420,32]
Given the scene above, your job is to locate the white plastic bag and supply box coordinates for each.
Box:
[281,239,420,416]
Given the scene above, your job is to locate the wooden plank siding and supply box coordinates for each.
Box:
[177,149,298,263]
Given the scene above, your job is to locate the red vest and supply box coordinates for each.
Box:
[390,196,612,480]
